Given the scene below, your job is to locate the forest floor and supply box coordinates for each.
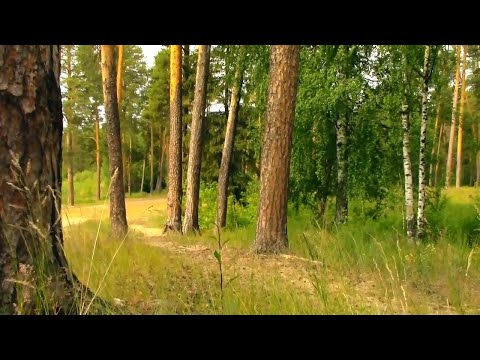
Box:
[61,191,480,314]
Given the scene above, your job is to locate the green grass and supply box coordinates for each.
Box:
[58,186,480,314]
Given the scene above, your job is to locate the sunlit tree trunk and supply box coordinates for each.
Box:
[164,45,183,233]
[116,45,127,188]
[446,45,461,187]
[100,45,128,237]
[434,122,444,187]
[128,136,132,197]
[456,45,468,188]
[253,45,300,254]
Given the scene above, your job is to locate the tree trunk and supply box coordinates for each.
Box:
[128,136,132,197]
[149,122,154,195]
[65,46,75,206]
[456,45,468,188]
[416,45,432,240]
[100,45,128,238]
[95,106,101,201]
[253,45,300,254]
[164,45,183,233]
[216,46,246,229]
[469,152,474,186]
[157,129,167,193]
[117,45,124,111]
[434,122,444,187]
[401,50,415,241]
[335,46,352,225]
[336,111,348,224]
[67,129,74,206]
[318,145,335,226]
[0,45,78,314]
[477,151,480,186]
[182,45,191,177]
[402,102,415,241]
[183,46,211,234]
[140,157,146,193]
[429,102,442,186]
[117,45,127,188]
[446,45,461,187]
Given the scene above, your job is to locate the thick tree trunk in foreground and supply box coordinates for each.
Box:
[0,45,78,314]
[456,46,468,188]
[216,46,246,229]
[164,45,183,233]
[416,45,432,240]
[183,45,210,234]
[446,45,461,187]
[253,45,300,254]
[100,45,128,237]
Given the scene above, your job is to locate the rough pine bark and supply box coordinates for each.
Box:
[216,46,246,229]
[416,45,432,240]
[183,45,210,234]
[456,45,468,188]
[117,45,127,187]
[253,45,300,254]
[100,45,128,237]
[446,46,461,187]
[164,45,183,233]
[0,45,78,314]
